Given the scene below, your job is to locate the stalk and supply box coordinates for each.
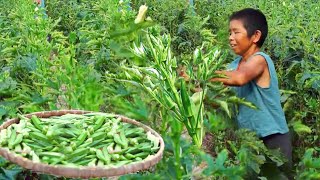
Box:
[126,32,225,148]
[173,135,182,179]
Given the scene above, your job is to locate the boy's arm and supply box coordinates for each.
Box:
[210,55,267,86]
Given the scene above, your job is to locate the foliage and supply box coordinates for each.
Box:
[296,148,320,179]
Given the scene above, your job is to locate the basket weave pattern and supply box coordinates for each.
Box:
[0,110,164,178]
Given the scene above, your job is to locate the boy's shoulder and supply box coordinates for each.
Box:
[246,52,274,67]
[254,52,271,60]
[227,52,273,71]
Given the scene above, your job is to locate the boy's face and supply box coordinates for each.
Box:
[229,19,256,56]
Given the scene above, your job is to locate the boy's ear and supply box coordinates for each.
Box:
[252,30,262,44]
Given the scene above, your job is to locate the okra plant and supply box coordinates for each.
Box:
[117,30,227,148]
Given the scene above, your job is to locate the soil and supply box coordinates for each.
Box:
[201,132,216,157]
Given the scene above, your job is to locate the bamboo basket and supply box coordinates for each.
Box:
[0,110,165,178]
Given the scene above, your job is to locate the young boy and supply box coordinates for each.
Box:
[210,8,292,176]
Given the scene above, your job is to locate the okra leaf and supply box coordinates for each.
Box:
[214,100,231,118]
[292,121,312,134]
[180,80,193,118]
[215,149,228,168]
[0,107,7,121]
[38,174,57,180]
[0,157,7,167]
[0,166,23,180]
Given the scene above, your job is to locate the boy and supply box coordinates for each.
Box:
[34,0,45,9]
[210,8,292,176]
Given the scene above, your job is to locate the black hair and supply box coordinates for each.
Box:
[229,8,268,47]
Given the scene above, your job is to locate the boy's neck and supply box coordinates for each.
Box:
[241,46,261,61]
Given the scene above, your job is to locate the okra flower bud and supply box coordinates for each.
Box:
[134,5,148,24]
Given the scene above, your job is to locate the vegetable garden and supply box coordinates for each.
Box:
[0,0,319,179]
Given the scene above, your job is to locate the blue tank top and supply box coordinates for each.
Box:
[228,52,289,137]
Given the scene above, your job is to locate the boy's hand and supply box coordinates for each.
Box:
[211,102,220,109]
[177,65,190,81]
[209,70,224,82]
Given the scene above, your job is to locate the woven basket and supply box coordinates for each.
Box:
[0,110,165,178]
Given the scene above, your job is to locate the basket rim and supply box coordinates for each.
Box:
[0,110,165,178]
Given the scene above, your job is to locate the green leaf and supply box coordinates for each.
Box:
[0,107,7,120]
[292,121,312,134]
[214,100,231,118]
[215,149,228,168]
[0,156,7,166]
[110,40,134,58]
[38,174,57,180]
[69,31,77,44]
[0,167,23,180]
[227,96,257,109]
[0,76,17,96]
[238,149,248,162]
[180,80,193,118]
[249,161,260,174]
[110,21,156,39]
[201,153,215,176]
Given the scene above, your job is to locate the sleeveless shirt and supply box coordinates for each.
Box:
[228,52,289,137]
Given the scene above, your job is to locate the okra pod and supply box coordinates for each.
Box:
[113,160,131,167]
[75,131,87,146]
[111,154,120,161]
[91,131,106,141]
[30,115,43,131]
[11,133,23,148]
[124,153,136,160]
[102,146,111,161]
[134,151,150,159]
[0,129,8,145]
[78,138,93,148]
[128,138,138,146]
[97,160,105,167]
[77,159,93,166]
[96,149,110,163]
[69,154,88,163]
[93,116,105,131]
[180,80,193,118]
[88,139,104,148]
[114,144,122,152]
[29,131,50,143]
[14,144,22,152]
[114,133,127,148]
[8,129,17,149]
[107,142,115,153]
[88,158,97,166]
[119,129,128,149]
[38,152,65,159]
[95,126,110,133]
[124,127,145,137]
[31,151,40,163]
[68,147,89,159]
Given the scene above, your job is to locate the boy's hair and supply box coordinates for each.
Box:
[229,8,268,47]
